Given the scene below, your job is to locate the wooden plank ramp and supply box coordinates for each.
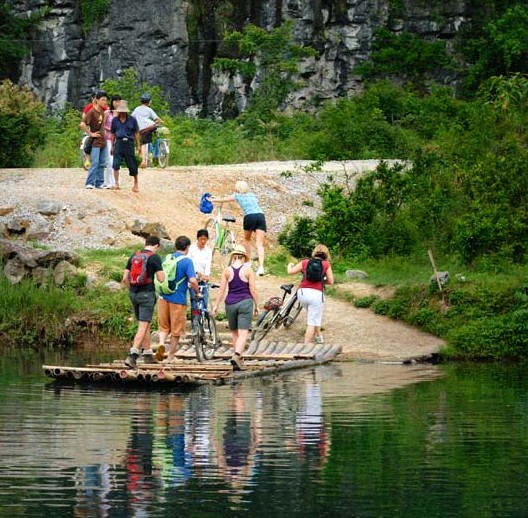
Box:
[42,340,342,386]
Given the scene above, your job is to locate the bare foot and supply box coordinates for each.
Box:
[140,161,146,169]
[132,186,139,193]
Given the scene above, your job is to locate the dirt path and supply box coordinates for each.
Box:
[0,163,444,362]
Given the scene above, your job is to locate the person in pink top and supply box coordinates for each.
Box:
[287,244,334,345]
[103,95,121,189]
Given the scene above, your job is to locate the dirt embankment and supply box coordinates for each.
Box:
[0,162,444,362]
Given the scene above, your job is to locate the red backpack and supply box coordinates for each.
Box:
[130,250,154,285]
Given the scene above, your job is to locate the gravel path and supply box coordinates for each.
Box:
[0,162,444,362]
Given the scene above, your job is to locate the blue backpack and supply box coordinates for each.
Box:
[199,193,213,214]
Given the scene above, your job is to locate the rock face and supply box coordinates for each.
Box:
[10,0,469,116]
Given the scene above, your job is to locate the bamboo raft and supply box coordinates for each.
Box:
[42,339,342,386]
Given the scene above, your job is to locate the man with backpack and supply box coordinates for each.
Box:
[122,235,165,368]
[286,244,334,345]
[156,235,201,363]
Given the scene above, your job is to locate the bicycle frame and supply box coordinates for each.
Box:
[205,203,236,259]
[250,283,303,342]
[190,282,220,361]
[147,128,170,168]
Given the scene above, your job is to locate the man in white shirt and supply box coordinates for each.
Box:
[189,229,213,307]
[131,92,163,168]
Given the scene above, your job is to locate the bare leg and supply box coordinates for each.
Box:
[243,230,252,262]
[113,169,120,189]
[233,329,249,356]
[304,324,316,344]
[255,229,266,270]
[132,175,139,192]
[167,335,180,362]
[132,321,151,350]
[158,330,169,349]
[140,144,147,167]
[140,323,153,353]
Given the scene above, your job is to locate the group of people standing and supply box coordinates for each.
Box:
[80,91,163,192]
[121,179,333,371]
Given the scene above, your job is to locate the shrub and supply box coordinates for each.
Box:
[0,80,46,167]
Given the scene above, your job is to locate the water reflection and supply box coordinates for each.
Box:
[2,348,528,517]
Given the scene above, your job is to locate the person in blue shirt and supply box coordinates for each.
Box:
[110,100,141,191]
[208,180,267,276]
[157,235,201,363]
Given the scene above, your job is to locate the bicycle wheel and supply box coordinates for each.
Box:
[219,229,235,256]
[201,312,220,360]
[192,316,205,362]
[282,298,303,328]
[157,140,169,168]
[204,218,218,253]
[250,309,279,342]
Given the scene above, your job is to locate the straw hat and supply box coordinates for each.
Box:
[230,244,249,260]
[116,100,130,113]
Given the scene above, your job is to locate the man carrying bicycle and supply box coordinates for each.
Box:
[131,93,163,168]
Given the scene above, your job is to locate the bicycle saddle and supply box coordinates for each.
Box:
[280,284,294,294]
[222,215,236,222]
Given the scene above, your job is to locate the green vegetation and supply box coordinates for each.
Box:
[0,80,46,167]
[2,12,528,360]
[79,0,110,33]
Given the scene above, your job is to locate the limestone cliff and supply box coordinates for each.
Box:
[8,0,469,116]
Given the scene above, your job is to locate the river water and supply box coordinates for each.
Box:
[0,347,527,517]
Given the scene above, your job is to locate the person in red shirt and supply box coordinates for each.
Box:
[286,244,334,345]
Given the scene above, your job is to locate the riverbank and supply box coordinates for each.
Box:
[0,164,444,362]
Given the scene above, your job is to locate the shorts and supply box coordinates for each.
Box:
[129,290,157,323]
[297,288,325,326]
[243,213,267,232]
[157,298,187,337]
[140,125,157,144]
[113,139,139,177]
[226,298,254,331]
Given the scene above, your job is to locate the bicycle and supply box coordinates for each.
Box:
[190,282,221,362]
[250,283,303,342]
[204,202,237,259]
[146,127,170,168]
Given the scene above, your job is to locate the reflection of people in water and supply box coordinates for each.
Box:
[295,379,331,467]
[155,394,192,487]
[215,385,262,503]
[124,394,161,514]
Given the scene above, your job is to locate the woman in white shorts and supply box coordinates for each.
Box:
[287,244,334,345]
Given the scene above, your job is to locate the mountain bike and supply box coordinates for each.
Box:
[204,203,237,258]
[146,127,170,168]
[250,283,303,342]
[191,282,221,362]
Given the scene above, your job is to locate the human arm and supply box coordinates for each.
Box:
[287,260,304,275]
[246,266,260,316]
[188,276,200,296]
[122,268,130,287]
[207,194,235,203]
[324,264,334,285]
[212,267,230,316]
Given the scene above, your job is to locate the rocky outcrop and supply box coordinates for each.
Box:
[9,0,469,116]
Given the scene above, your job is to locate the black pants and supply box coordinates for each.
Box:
[113,139,138,177]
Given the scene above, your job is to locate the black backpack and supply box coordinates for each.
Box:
[305,257,324,283]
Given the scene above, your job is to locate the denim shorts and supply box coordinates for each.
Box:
[129,290,157,322]
[226,298,254,330]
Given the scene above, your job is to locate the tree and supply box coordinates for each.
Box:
[0,80,46,167]
[213,21,317,127]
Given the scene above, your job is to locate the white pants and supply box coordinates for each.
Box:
[297,288,324,326]
[104,140,119,187]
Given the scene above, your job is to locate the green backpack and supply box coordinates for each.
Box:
[155,254,186,295]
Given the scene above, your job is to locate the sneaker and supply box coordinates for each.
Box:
[124,353,138,369]
[230,353,246,371]
[315,334,324,344]
[256,266,265,276]
[85,184,94,189]
[142,352,158,364]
